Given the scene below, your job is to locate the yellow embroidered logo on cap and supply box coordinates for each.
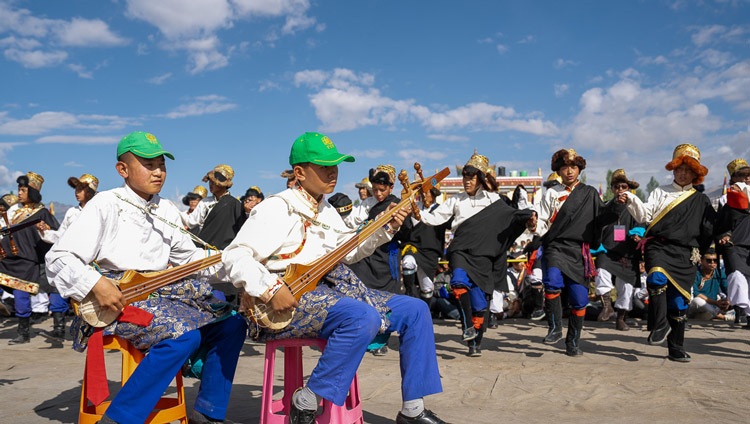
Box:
[322,136,334,149]
[145,133,157,144]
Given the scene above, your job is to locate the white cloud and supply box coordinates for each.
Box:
[691,25,726,47]
[0,111,135,135]
[296,68,559,136]
[427,134,469,142]
[64,161,83,167]
[125,0,234,39]
[697,48,733,68]
[496,44,508,54]
[348,149,386,159]
[0,36,41,49]
[68,63,93,79]
[518,35,535,44]
[4,48,67,68]
[162,95,237,119]
[554,58,578,69]
[147,72,173,85]
[36,135,119,144]
[54,18,129,47]
[554,83,570,98]
[259,80,281,92]
[398,149,448,161]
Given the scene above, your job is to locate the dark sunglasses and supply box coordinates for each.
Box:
[703,258,718,263]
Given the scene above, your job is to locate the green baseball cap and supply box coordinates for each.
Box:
[289,132,355,166]
[117,131,175,160]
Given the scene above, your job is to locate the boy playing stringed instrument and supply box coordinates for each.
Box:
[223,132,448,424]
[46,131,247,424]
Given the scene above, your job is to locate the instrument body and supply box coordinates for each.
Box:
[75,254,223,327]
[246,167,450,330]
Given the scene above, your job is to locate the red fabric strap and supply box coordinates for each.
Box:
[84,306,154,406]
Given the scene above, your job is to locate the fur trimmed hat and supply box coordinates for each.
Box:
[727,158,749,176]
[551,148,586,172]
[665,144,708,185]
[610,169,639,190]
[203,164,234,188]
[67,173,99,192]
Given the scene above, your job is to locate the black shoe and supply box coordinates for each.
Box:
[565,345,583,357]
[488,314,498,329]
[530,309,545,321]
[396,409,448,424]
[371,345,388,356]
[190,410,231,423]
[462,327,477,341]
[289,403,316,424]
[468,346,482,357]
[648,322,671,345]
[542,329,562,344]
[667,350,692,363]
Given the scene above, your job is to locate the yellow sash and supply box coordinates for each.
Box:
[645,189,695,236]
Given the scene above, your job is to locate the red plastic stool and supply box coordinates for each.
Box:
[260,338,364,424]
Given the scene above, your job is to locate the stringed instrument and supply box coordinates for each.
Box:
[244,166,450,330]
[0,271,39,294]
[75,253,223,327]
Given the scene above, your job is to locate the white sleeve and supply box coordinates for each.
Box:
[534,190,555,237]
[182,200,208,229]
[625,190,653,224]
[420,196,455,226]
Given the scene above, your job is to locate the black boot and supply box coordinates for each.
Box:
[734,305,747,325]
[667,312,691,363]
[543,292,563,344]
[51,312,66,339]
[597,292,615,321]
[530,287,545,320]
[647,285,670,345]
[403,272,419,298]
[457,292,476,341]
[565,313,584,357]
[8,317,31,345]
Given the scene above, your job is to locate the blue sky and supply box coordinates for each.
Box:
[1,0,749,208]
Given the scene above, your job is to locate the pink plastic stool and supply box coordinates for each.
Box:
[261,338,364,424]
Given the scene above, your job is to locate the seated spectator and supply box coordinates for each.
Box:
[688,248,731,320]
[489,251,524,328]
[428,261,459,320]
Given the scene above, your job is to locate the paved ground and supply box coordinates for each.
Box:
[2,315,749,423]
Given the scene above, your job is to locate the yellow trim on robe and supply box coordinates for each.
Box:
[645,189,696,236]
[648,266,692,300]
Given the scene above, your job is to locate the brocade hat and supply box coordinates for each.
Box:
[610,169,639,190]
[22,171,44,191]
[665,143,708,185]
[67,173,99,192]
[0,193,18,209]
[192,185,208,199]
[371,164,397,185]
[727,158,749,176]
[464,150,489,172]
[355,177,372,193]
[203,164,234,188]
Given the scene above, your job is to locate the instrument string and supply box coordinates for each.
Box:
[119,255,223,301]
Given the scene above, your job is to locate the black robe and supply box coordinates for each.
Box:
[542,184,619,285]
[403,204,451,282]
[447,200,534,294]
[349,194,412,294]
[716,203,750,276]
[644,191,715,296]
[594,203,642,285]
[0,206,59,292]
[196,194,245,250]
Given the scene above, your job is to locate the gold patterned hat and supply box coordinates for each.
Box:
[727,158,749,176]
[543,172,562,188]
[373,164,397,185]
[1,193,18,208]
[464,150,489,172]
[665,143,708,184]
[67,173,99,192]
[25,171,44,191]
[355,177,372,190]
[610,169,639,189]
[203,164,234,188]
[192,185,208,199]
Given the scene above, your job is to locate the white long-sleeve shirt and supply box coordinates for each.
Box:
[46,184,219,302]
[39,205,81,245]
[180,196,219,229]
[624,181,694,225]
[223,188,394,298]
[343,196,378,229]
[419,187,500,233]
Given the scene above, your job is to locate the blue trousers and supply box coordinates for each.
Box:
[450,268,488,312]
[12,291,68,318]
[647,271,689,311]
[542,266,589,310]
[106,314,247,424]
[309,295,443,406]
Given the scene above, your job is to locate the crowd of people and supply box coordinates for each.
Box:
[1,130,748,424]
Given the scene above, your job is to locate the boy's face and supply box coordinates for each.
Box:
[295,163,338,199]
[559,165,580,186]
[358,186,370,200]
[673,163,696,186]
[462,173,479,196]
[74,187,88,203]
[17,186,29,204]
[372,182,393,202]
[116,153,166,200]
